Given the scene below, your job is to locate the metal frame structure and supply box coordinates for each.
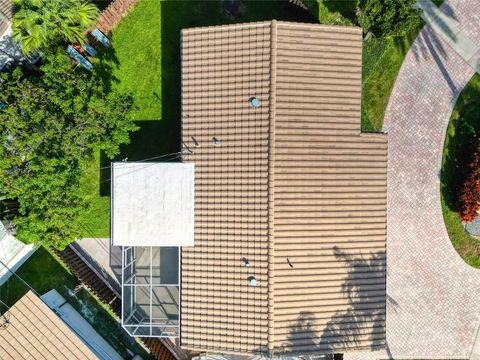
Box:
[121,246,180,338]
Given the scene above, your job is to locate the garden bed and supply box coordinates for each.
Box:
[441,74,480,269]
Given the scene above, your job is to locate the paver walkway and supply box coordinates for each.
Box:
[415,0,480,73]
[346,0,480,358]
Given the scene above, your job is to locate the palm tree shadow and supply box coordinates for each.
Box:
[411,27,459,94]
[283,248,386,356]
[415,0,458,40]
[410,1,464,95]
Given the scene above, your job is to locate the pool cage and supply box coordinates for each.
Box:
[121,246,180,337]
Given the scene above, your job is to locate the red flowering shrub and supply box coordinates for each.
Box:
[459,141,480,222]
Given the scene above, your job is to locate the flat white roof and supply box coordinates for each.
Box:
[111,162,194,247]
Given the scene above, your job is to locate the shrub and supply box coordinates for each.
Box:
[459,140,480,222]
[357,0,421,38]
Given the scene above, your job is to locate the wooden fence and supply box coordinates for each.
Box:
[96,0,140,34]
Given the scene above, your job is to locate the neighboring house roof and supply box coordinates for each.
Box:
[0,221,35,286]
[181,21,387,356]
[0,0,12,36]
[0,291,99,360]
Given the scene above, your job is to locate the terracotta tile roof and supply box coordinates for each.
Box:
[0,291,98,360]
[181,21,387,356]
[0,0,13,36]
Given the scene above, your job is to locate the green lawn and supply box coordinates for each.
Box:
[80,0,426,236]
[305,0,356,25]
[441,74,480,269]
[95,0,162,121]
[361,27,421,131]
[0,247,151,358]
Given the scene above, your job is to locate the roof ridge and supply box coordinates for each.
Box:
[275,20,363,33]
[267,18,277,356]
[181,20,272,34]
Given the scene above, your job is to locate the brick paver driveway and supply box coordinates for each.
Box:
[347,1,480,358]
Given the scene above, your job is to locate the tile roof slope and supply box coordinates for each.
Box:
[181,21,272,354]
[181,20,387,356]
[0,0,12,36]
[272,22,387,353]
[0,291,98,360]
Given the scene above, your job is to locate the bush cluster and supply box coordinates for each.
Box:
[357,0,422,38]
[459,139,480,222]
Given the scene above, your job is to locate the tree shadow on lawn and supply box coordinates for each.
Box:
[98,0,319,195]
[92,43,121,93]
[99,120,181,195]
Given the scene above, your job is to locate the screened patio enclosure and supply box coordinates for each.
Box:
[122,246,180,337]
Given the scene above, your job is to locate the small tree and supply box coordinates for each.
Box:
[0,53,137,249]
[357,0,421,39]
[12,0,99,55]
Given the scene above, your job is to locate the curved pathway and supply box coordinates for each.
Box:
[347,1,480,358]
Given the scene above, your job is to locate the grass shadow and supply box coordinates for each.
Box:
[157,0,320,149]
[92,37,121,93]
[92,0,113,11]
[99,120,181,196]
[322,0,357,24]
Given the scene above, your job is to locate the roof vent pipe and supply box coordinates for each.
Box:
[212,137,221,146]
[249,97,260,108]
[247,276,257,286]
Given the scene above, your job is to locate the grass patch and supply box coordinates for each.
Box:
[0,247,151,358]
[361,27,421,131]
[305,0,356,25]
[441,74,480,268]
[78,151,110,237]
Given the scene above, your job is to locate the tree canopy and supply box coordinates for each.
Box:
[0,54,137,249]
[12,0,99,55]
[357,0,421,39]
